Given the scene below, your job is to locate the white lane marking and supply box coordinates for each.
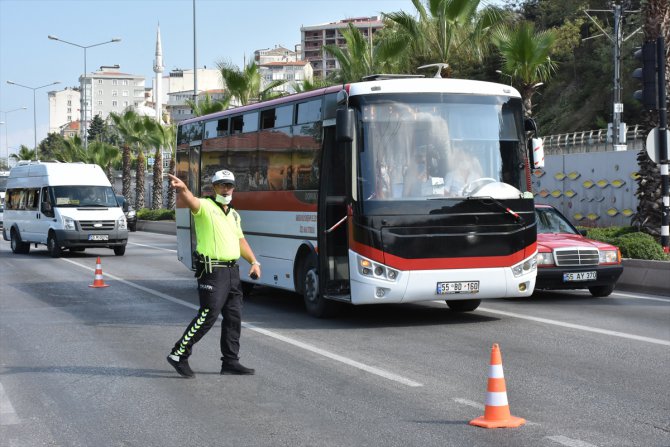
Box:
[546,435,599,447]
[477,307,670,347]
[127,242,176,253]
[611,291,670,303]
[60,258,423,388]
[0,382,20,425]
[245,322,422,387]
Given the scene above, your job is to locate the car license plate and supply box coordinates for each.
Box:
[436,281,480,294]
[88,234,109,241]
[563,271,596,282]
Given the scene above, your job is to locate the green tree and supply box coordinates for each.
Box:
[87,115,107,143]
[186,93,230,117]
[218,61,287,105]
[9,145,35,162]
[144,118,176,209]
[292,77,334,93]
[380,0,507,75]
[87,140,120,184]
[38,132,67,161]
[109,110,144,205]
[494,21,557,117]
[54,134,85,162]
[323,23,399,83]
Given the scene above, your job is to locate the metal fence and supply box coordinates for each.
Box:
[543,125,647,155]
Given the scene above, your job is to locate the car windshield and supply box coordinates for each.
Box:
[52,185,118,207]
[535,207,578,234]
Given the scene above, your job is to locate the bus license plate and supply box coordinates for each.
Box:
[436,281,480,295]
[88,234,109,241]
[563,271,596,282]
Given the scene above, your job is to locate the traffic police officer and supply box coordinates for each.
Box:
[166,169,261,378]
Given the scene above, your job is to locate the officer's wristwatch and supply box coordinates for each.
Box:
[251,261,261,266]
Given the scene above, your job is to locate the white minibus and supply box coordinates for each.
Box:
[3,161,128,257]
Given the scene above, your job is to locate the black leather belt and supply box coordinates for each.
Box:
[211,260,237,267]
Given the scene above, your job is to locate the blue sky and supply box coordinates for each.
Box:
[0,0,500,159]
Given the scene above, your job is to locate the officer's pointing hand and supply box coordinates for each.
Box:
[167,174,186,193]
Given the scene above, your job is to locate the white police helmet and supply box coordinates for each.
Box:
[211,169,235,186]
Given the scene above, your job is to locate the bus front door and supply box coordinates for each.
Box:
[317,126,351,302]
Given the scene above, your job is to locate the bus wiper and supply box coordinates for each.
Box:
[466,196,525,225]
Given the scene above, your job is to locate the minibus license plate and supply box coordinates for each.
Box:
[88,234,109,241]
[563,271,596,282]
[436,281,479,294]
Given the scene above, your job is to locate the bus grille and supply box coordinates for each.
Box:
[554,248,599,266]
[80,220,116,231]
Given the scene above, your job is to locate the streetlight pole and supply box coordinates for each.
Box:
[6,81,60,160]
[495,70,513,85]
[0,106,27,166]
[48,35,121,150]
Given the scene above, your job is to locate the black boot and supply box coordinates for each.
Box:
[167,355,195,378]
[220,359,255,375]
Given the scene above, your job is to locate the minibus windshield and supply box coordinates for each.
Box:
[52,185,118,207]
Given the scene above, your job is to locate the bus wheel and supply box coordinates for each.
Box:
[445,299,481,312]
[10,228,30,254]
[301,255,338,318]
[47,232,63,258]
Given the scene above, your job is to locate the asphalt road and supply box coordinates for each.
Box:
[1,232,668,447]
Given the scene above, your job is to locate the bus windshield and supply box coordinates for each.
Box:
[357,94,527,201]
[51,185,118,207]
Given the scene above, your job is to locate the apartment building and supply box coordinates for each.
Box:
[301,16,383,79]
[48,87,80,134]
[167,88,228,124]
[254,45,301,64]
[81,65,146,125]
[259,61,313,95]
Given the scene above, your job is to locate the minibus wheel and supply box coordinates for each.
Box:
[445,299,481,312]
[47,232,62,258]
[113,245,126,256]
[10,228,30,254]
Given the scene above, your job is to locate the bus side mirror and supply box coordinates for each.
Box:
[336,108,355,143]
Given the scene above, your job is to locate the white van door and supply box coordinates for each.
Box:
[20,187,42,243]
[33,186,54,244]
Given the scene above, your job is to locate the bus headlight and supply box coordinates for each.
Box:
[512,256,537,277]
[357,256,399,282]
[62,216,76,231]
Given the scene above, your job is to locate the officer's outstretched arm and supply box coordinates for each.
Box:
[167,174,200,213]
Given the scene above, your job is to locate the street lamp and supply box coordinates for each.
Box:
[495,70,513,85]
[48,35,121,149]
[6,81,60,159]
[0,106,27,165]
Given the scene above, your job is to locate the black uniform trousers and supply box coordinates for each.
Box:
[171,265,243,362]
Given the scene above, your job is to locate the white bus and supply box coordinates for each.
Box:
[175,75,541,317]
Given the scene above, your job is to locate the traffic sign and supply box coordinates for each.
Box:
[645,128,669,163]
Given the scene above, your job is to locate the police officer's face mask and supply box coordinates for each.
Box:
[215,193,232,205]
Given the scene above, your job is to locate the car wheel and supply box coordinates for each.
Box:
[10,229,30,254]
[301,254,339,318]
[114,245,126,256]
[47,233,62,258]
[588,284,614,297]
[129,224,137,232]
[445,299,481,312]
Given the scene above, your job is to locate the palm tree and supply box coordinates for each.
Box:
[9,145,36,162]
[380,0,506,75]
[292,77,334,93]
[87,140,120,185]
[494,21,557,117]
[54,134,85,162]
[323,23,400,83]
[109,110,143,204]
[144,118,176,209]
[218,61,287,106]
[185,92,230,117]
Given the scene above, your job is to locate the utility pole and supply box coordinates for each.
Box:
[584,4,641,151]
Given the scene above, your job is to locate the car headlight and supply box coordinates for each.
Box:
[127,210,136,218]
[599,249,620,264]
[62,216,76,231]
[357,255,399,282]
[512,255,537,277]
[117,215,127,230]
[536,252,554,266]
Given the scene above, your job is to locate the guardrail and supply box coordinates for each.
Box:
[544,125,647,154]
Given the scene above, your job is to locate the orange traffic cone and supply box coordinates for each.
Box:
[470,343,525,428]
[89,256,110,288]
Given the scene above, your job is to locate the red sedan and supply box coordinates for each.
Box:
[534,204,623,297]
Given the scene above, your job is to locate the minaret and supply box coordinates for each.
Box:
[153,23,164,123]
